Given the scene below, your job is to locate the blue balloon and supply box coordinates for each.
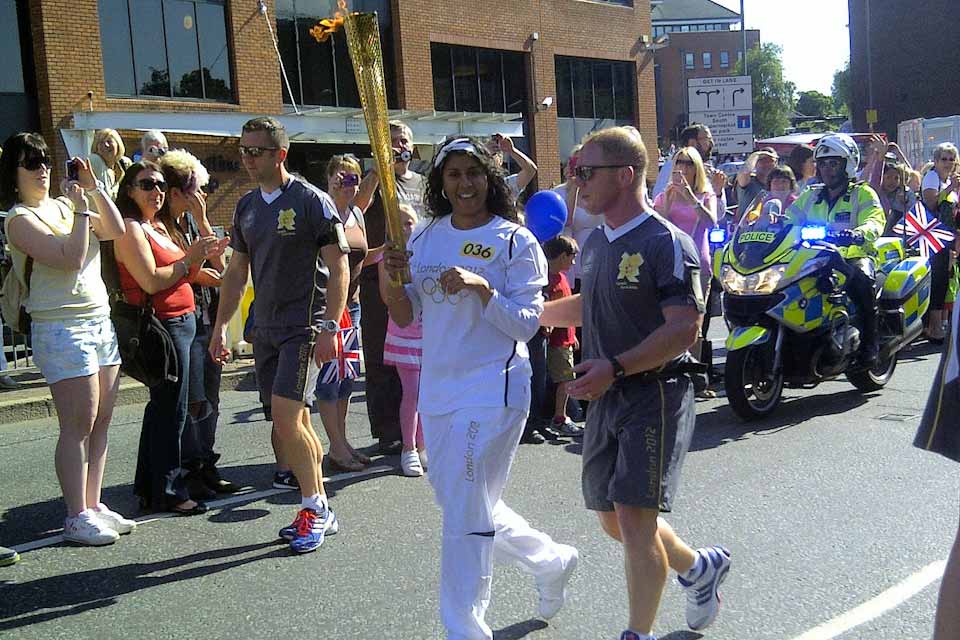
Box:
[525,190,567,242]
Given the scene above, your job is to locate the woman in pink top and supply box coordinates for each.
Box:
[653,146,717,294]
[377,205,425,477]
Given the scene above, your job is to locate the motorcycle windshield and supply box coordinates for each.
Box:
[731,199,796,271]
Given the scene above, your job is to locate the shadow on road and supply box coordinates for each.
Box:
[0,541,283,629]
[493,619,548,639]
[691,388,871,452]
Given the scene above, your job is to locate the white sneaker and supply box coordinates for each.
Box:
[400,450,424,477]
[94,504,137,535]
[537,544,579,619]
[678,545,731,631]
[417,448,428,471]
[63,511,120,546]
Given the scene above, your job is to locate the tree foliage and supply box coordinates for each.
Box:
[734,43,795,138]
[831,60,852,116]
[796,90,834,118]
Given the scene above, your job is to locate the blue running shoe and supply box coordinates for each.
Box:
[288,507,339,554]
[619,632,654,640]
[678,545,731,631]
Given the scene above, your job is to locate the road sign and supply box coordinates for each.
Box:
[688,75,753,155]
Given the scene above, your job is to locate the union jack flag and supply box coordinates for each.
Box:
[319,309,361,383]
[893,203,956,259]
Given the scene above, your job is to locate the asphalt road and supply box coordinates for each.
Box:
[0,336,956,640]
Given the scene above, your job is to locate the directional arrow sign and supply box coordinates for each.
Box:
[688,76,753,155]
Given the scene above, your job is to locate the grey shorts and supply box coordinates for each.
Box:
[252,327,320,407]
[582,375,695,513]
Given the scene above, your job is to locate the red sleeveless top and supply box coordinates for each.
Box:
[117,224,196,320]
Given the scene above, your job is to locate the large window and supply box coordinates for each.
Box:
[0,0,37,142]
[555,56,635,121]
[99,0,233,100]
[277,0,395,108]
[430,43,527,114]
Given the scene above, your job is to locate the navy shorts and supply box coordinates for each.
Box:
[581,375,695,513]
[252,326,319,407]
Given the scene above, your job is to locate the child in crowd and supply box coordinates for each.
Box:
[377,205,426,476]
[543,236,583,436]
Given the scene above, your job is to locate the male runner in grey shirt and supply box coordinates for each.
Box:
[541,126,730,640]
[211,117,349,555]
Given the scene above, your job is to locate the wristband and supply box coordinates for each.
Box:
[84,180,106,195]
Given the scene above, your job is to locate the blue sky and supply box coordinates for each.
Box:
[713,0,850,95]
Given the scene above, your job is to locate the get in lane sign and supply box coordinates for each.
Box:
[688,75,753,155]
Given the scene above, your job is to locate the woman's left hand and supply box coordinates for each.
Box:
[74,158,97,191]
[439,267,491,299]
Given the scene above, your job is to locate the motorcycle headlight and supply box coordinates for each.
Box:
[722,264,786,295]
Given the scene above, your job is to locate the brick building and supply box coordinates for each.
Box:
[1,0,659,226]
[651,0,759,147]
[848,0,960,140]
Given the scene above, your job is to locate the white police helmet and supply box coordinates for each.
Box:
[814,133,860,180]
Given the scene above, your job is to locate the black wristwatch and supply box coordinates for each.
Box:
[609,355,626,379]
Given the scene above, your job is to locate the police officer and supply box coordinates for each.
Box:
[541,126,730,640]
[790,133,886,366]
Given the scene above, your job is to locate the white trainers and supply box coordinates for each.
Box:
[400,450,424,477]
[94,504,137,535]
[537,543,579,619]
[678,545,731,631]
[63,511,120,546]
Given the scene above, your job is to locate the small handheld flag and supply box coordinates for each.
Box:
[892,203,956,260]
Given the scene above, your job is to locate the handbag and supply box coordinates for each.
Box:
[100,240,179,388]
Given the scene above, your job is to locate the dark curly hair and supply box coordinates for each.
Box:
[424,136,518,223]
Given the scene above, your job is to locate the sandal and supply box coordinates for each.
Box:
[327,455,365,473]
[350,449,372,465]
[169,500,208,516]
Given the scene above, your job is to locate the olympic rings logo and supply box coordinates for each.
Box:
[421,276,468,305]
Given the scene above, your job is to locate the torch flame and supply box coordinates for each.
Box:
[310,0,351,43]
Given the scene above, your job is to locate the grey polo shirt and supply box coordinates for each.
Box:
[579,209,705,377]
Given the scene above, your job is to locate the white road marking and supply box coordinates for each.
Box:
[789,559,947,640]
[11,464,394,555]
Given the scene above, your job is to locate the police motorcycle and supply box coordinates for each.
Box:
[710,199,931,420]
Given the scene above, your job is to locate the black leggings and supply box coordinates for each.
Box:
[930,248,951,312]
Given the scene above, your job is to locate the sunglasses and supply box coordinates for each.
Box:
[940,156,957,163]
[338,173,360,187]
[816,158,845,170]
[19,156,52,171]
[239,145,279,158]
[148,145,168,157]
[136,178,167,193]
[573,164,635,182]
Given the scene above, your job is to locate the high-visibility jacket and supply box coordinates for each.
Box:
[789,181,886,260]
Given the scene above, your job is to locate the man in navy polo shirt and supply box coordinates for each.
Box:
[211,117,349,554]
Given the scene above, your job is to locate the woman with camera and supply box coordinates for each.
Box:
[113,160,227,515]
[1,132,130,546]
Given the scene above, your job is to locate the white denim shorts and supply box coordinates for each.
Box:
[31,315,121,385]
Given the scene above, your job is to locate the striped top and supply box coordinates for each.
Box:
[383,316,422,368]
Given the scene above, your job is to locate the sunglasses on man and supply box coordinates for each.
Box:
[239,145,279,158]
[573,164,636,182]
[338,173,360,187]
[19,156,52,171]
[815,158,845,171]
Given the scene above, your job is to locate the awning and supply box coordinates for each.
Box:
[71,107,524,146]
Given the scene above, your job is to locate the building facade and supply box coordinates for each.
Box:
[3,0,658,226]
[848,0,960,141]
[651,0,759,147]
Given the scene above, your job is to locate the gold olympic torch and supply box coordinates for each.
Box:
[342,11,411,285]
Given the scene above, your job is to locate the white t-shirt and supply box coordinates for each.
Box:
[406,215,548,415]
[553,183,604,281]
[922,170,948,195]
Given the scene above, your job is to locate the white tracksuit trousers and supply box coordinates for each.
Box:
[422,406,567,640]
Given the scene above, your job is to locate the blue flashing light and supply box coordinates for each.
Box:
[709,227,728,244]
[800,225,827,241]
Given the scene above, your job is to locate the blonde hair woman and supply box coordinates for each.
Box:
[90,129,126,198]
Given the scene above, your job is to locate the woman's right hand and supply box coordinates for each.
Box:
[61,180,88,212]
[382,241,410,280]
[185,235,229,265]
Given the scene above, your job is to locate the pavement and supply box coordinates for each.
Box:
[0,359,256,424]
[0,330,957,640]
